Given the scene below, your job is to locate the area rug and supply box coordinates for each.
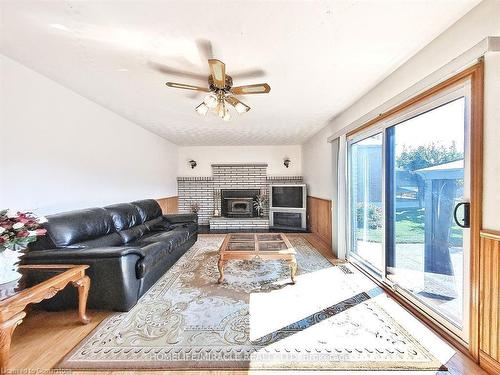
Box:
[58,235,445,371]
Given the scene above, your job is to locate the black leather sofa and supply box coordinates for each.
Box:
[23,199,198,311]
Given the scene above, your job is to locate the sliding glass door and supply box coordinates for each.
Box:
[386,97,469,333]
[348,84,471,340]
[349,132,384,272]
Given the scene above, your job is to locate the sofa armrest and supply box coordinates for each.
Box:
[163,213,198,224]
[23,246,146,311]
[23,246,145,261]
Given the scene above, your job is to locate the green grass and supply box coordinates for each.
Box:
[355,207,463,246]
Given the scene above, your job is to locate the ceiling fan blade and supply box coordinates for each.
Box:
[149,62,206,81]
[231,68,266,79]
[196,39,214,60]
[208,59,226,89]
[165,82,209,92]
[225,96,251,114]
[230,83,271,95]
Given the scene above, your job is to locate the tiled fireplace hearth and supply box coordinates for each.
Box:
[177,164,302,228]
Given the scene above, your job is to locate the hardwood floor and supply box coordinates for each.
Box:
[7,234,488,374]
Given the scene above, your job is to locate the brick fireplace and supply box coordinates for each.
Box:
[177,164,302,226]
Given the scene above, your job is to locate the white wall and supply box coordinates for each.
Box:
[483,51,500,229]
[301,126,335,200]
[303,0,500,228]
[178,145,301,177]
[0,55,178,215]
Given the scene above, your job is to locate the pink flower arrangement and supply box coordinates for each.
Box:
[0,209,48,251]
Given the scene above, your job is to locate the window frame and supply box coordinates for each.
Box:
[344,61,484,357]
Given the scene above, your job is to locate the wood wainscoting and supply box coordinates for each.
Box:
[156,196,179,214]
[479,230,500,375]
[306,196,332,250]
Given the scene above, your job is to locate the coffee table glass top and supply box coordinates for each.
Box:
[224,233,294,253]
[0,265,75,302]
[258,241,289,251]
[227,241,255,251]
[228,234,255,242]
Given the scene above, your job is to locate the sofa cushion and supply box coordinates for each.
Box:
[104,203,152,243]
[170,222,198,238]
[134,242,171,280]
[70,233,124,249]
[138,230,187,253]
[129,239,171,269]
[44,208,117,248]
[137,241,167,257]
[105,203,144,230]
[138,239,166,251]
[132,199,162,222]
[144,216,170,231]
[118,224,150,244]
[164,213,198,224]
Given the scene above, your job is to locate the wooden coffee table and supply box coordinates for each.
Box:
[0,264,90,370]
[217,233,298,284]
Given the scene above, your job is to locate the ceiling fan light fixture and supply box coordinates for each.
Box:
[224,95,250,115]
[234,102,251,114]
[195,102,209,116]
[204,93,218,109]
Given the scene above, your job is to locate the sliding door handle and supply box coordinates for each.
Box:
[453,202,470,228]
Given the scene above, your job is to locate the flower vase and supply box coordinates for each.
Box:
[0,248,24,285]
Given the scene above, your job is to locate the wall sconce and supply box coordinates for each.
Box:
[189,160,197,169]
[283,158,291,168]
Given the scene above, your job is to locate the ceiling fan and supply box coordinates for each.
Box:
[165,59,271,121]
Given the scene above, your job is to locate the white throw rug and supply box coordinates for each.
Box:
[59,235,449,371]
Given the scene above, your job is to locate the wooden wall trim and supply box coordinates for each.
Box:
[479,232,500,373]
[306,196,333,251]
[479,351,500,375]
[156,196,179,214]
[480,230,500,241]
[308,196,331,203]
[469,60,484,361]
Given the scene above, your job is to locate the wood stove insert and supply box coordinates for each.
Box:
[221,189,260,218]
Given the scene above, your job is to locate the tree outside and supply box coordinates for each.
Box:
[356,142,464,245]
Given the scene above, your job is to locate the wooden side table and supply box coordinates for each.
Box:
[0,264,90,370]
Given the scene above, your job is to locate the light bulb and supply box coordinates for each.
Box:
[218,101,226,118]
[235,102,250,114]
[195,102,209,116]
[204,93,218,109]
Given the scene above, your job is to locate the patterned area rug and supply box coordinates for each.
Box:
[59,235,445,370]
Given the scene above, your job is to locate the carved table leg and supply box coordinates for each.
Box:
[289,257,298,284]
[72,276,91,324]
[0,311,26,371]
[217,257,225,284]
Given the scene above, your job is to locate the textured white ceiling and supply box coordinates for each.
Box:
[0,0,479,145]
